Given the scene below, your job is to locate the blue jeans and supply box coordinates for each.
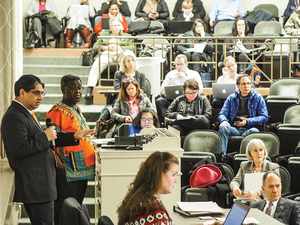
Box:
[218,125,260,155]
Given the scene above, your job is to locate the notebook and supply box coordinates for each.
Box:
[244,172,264,192]
[69,5,89,19]
[171,21,193,34]
[223,201,250,225]
[164,85,183,100]
[212,83,236,99]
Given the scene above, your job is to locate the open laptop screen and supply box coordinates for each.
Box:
[223,201,250,225]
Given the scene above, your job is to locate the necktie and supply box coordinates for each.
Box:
[265,202,273,216]
[31,112,39,124]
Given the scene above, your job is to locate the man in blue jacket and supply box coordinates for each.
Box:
[218,74,268,155]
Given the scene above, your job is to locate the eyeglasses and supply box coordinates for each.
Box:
[30,90,46,96]
[239,82,252,86]
[141,118,153,122]
[185,91,197,95]
[65,86,84,92]
[176,63,186,66]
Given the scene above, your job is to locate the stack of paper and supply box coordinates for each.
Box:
[174,201,225,217]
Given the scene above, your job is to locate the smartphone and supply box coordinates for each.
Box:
[234,118,243,124]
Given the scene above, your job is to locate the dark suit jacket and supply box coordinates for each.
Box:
[1,101,78,204]
[250,197,300,225]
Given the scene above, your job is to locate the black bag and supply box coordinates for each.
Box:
[24,31,38,49]
[81,49,94,66]
[128,18,150,35]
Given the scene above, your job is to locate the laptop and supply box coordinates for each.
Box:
[171,21,193,34]
[102,17,110,30]
[69,5,89,19]
[212,83,236,99]
[223,201,250,225]
[164,85,183,100]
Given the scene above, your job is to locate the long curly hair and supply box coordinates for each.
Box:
[117,151,179,224]
[232,17,250,36]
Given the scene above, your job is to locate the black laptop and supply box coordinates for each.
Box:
[171,21,193,34]
[102,17,110,30]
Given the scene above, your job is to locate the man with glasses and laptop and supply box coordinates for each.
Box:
[165,79,211,136]
[218,74,268,155]
[156,54,203,125]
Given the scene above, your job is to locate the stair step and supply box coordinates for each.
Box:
[23,65,91,76]
[37,74,89,84]
[23,56,85,66]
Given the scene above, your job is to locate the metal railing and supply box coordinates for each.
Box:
[97,35,300,86]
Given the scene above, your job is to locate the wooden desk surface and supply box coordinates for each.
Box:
[169,207,283,225]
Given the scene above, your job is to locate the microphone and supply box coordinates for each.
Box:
[46,118,56,150]
[123,110,142,150]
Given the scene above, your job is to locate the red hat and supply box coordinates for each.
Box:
[190,164,222,188]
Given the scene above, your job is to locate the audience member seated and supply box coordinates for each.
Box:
[165,79,211,136]
[26,0,58,48]
[172,0,201,22]
[65,0,95,48]
[85,18,134,99]
[223,17,255,73]
[172,0,206,20]
[284,6,300,36]
[283,0,299,23]
[177,19,213,74]
[111,77,155,134]
[212,56,239,109]
[129,108,159,135]
[209,0,245,29]
[218,74,268,155]
[250,171,300,224]
[95,0,131,26]
[114,51,146,93]
[94,0,128,36]
[230,139,279,201]
[135,0,170,31]
[117,151,179,225]
[156,54,203,124]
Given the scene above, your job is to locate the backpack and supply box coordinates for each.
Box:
[24,31,38,49]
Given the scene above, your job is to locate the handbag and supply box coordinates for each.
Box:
[81,49,94,66]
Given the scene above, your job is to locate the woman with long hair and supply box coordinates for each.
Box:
[117,151,179,225]
[111,77,155,127]
[177,18,213,74]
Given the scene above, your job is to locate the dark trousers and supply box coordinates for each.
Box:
[172,117,210,136]
[54,167,88,225]
[24,201,54,225]
[155,96,173,123]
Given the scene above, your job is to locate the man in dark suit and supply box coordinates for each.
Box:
[1,74,94,225]
[250,171,300,225]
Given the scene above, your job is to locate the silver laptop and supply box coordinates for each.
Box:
[223,201,250,225]
[165,85,183,100]
[212,83,236,99]
[69,5,89,19]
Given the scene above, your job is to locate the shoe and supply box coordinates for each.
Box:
[85,87,93,100]
[80,27,91,48]
[65,29,75,48]
[164,117,175,126]
[44,39,50,48]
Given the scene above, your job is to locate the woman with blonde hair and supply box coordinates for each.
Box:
[117,151,179,225]
[114,51,146,93]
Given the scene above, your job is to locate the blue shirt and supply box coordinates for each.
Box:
[209,0,245,21]
[128,124,142,136]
